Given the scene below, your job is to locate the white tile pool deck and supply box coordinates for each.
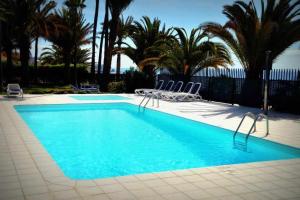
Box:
[0,94,300,200]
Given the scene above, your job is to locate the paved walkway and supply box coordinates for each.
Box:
[0,94,299,200]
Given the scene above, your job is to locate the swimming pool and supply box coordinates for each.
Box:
[15,103,300,180]
[71,95,131,101]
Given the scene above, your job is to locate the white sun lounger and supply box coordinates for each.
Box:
[160,81,184,99]
[7,84,23,98]
[135,80,175,96]
[72,84,100,93]
[163,82,202,102]
[80,84,100,93]
[144,80,175,96]
[162,82,194,101]
[176,82,202,101]
[135,80,164,96]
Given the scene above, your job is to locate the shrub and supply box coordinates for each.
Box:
[1,63,89,84]
[107,81,125,93]
[23,85,74,94]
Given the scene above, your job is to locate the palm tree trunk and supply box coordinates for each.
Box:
[73,9,78,86]
[0,53,2,92]
[143,65,155,88]
[64,52,71,84]
[102,0,110,91]
[116,41,121,81]
[34,37,39,83]
[240,68,262,107]
[183,64,191,83]
[103,14,119,90]
[5,47,12,82]
[0,23,3,91]
[73,47,78,86]
[19,36,30,85]
[2,23,13,82]
[97,27,105,83]
[245,69,261,80]
[97,4,107,84]
[91,0,100,81]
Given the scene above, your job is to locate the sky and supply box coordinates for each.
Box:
[37,0,300,70]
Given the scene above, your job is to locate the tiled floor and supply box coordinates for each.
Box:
[0,94,299,200]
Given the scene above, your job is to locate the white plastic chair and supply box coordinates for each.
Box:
[7,84,23,98]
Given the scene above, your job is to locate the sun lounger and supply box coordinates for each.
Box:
[6,84,23,98]
[144,80,174,96]
[80,84,100,93]
[135,80,164,96]
[176,82,202,101]
[160,81,184,99]
[72,84,100,93]
[163,82,202,102]
[135,80,175,96]
[162,82,194,101]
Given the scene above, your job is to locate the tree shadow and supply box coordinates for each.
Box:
[0,94,55,102]
[176,101,300,122]
[0,96,25,102]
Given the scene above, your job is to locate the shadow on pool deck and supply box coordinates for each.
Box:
[0,94,57,102]
[177,101,300,122]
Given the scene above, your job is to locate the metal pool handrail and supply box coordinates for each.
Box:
[138,92,160,111]
[233,112,269,151]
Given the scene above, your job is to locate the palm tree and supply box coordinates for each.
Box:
[159,27,231,80]
[40,45,63,65]
[46,7,92,84]
[90,0,100,80]
[40,44,90,65]
[64,0,86,86]
[114,15,134,80]
[124,16,173,80]
[97,0,108,83]
[203,0,300,79]
[46,9,73,83]
[3,0,57,85]
[33,2,58,82]
[102,0,133,90]
[97,24,105,81]
[202,0,300,106]
[0,2,17,82]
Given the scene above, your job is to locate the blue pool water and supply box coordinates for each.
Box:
[71,95,131,101]
[15,103,300,180]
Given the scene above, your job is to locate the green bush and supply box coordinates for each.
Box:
[23,85,74,94]
[107,81,125,93]
[1,63,89,84]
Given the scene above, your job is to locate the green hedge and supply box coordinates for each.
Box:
[1,63,89,84]
[23,85,75,94]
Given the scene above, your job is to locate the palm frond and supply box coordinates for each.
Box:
[202,0,300,79]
